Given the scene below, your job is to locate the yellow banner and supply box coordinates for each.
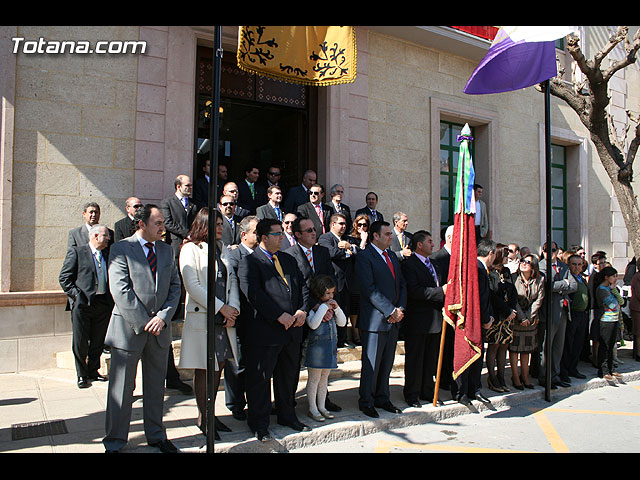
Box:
[237,26,357,86]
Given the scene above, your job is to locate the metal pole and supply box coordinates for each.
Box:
[544,79,553,402]
[206,25,223,453]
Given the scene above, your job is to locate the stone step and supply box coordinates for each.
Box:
[55,338,408,389]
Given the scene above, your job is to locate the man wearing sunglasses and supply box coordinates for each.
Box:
[114,197,143,242]
[296,184,334,237]
[218,195,243,246]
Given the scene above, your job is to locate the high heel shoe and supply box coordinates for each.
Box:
[487,376,504,393]
[520,375,534,389]
[511,376,524,390]
[497,376,510,392]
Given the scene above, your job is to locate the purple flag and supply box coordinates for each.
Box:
[464,26,578,95]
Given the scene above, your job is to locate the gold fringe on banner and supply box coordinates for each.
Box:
[237,26,357,86]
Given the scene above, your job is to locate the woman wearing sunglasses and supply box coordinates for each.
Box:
[509,254,545,389]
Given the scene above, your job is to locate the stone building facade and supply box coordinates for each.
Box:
[1,25,638,371]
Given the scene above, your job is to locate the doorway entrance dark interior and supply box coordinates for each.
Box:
[195,46,317,199]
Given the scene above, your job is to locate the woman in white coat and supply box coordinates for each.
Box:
[179,208,240,439]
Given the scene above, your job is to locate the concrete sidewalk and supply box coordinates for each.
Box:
[1,341,639,453]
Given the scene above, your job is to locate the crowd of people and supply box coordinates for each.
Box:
[57,163,640,451]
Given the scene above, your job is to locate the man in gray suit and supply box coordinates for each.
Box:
[103,204,182,453]
[68,201,114,248]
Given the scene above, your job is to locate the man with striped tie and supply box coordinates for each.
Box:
[238,218,311,441]
[103,204,182,453]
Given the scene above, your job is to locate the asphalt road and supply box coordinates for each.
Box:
[293,379,640,453]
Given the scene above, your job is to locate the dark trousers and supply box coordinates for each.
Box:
[560,310,588,379]
[455,340,484,399]
[224,335,246,413]
[403,331,440,402]
[71,294,111,378]
[359,326,399,409]
[597,321,618,376]
[242,340,301,432]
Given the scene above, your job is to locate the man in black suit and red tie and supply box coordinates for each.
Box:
[296,184,334,237]
[400,230,447,407]
[59,224,114,389]
[355,220,407,418]
[238,218,311,442]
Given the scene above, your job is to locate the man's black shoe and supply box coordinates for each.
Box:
[88,373,108,382]
[474,392,491,403]
[255,429,272,442]
[457,394,472,407]
[77,377,90,389]
[555,380,571,388]
[277,419,311,432]
[149,439,179,453]
[325,398,342,412]
[359,406,379,418]
[376,402,402,414]
[406,399,422,408]
[166,379,193,394]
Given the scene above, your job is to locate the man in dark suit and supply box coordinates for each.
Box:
[160,175,198,261]
[259,165,288,200]
[538,241,577,389]
[193,158,211,211]
[114,197,142,242]
[224,215,259,421]
[59,224,114,389]
[390,211,413,261]
[455,238,496,407]
[355,220,407,418]
[296,184,334,237]
[160,175,196,394]
[400,230,447,407]
[238,218,311,441]
[283,169,316,214]
[237,164,267,215]
[328,184,352,230]
[429,224,455,395]
[256,185,285,222]
[318,213,356,347]
[68,202,114,248]
[355,191,384,224]
[103,204,182,453]
[218,194,242,246]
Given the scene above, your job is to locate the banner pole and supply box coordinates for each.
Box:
[544,79,553,402]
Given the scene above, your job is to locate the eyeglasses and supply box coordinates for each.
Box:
[520,259,532,265]
[266,232,282,236]
[309,191,321,196]
[268,171,281,176]
[357,223,368,227]
[220,202,236,206]
[301,228,316,233]
[283,220,294,224]
[132,204,143,209]
[335,222,346,226]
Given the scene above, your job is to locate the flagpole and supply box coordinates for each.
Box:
[206,25,223,453]
[433,317,449,407]
[543,79,552,402]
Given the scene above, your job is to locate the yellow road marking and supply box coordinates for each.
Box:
[532,410,570,453]
[543,408,640,417]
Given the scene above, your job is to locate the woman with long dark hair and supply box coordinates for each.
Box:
[178,208,240,439]
[486,243,517,392]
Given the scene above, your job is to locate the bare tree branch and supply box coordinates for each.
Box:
[594,26,627,70]
[603,27,640,82]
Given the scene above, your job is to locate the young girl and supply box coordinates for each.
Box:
[305,274,347,422]
[594,266,624,380]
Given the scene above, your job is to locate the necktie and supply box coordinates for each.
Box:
[371,210,377,221]
[382,250,395,279]
[425,257,438,286]
[145,242,157,279]
[182,197,188,209]
[95,251,106,294]
[399,234,405,248]
[305,248,315,272]
[249,183,255,199]
[274,206,282,221]
[315,204,325,233]
[335,203,341,213]
[272,253,288,286]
